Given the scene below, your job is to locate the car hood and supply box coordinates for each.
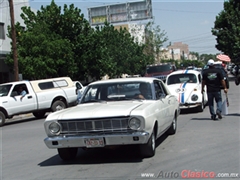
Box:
[167,83,201,103]
[46,101,144,120]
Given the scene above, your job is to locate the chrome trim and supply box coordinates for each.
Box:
[44,131,150,148]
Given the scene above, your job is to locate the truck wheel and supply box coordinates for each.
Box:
[51,100,66,112]
[33,111,46,119]
[139,130,156,158]
[57,148,78,161]
[0,111,6,127]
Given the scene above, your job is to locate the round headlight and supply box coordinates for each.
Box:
[49,122,61,135]
[191,94,198,101]
[129,118,141,130]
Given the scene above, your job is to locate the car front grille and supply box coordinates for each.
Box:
[58,117,132,135]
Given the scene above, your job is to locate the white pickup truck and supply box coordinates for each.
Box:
[0,77,78,126]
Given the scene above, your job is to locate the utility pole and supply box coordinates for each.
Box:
[8,0,19,81]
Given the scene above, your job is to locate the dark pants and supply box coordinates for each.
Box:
[207,91,222,116]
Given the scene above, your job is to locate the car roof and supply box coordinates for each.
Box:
[167,69,200,76]
[89,77,161,85]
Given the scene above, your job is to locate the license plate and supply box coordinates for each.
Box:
[84,138,105,148]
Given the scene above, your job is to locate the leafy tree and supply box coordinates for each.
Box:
[6,0,91,80]
[144,21,168,63]
[212,0,240,60]
[5,0,158,81]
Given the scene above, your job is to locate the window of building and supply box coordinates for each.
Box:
[0,23,5,39]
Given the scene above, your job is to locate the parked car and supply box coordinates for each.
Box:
[165,70,208,112]
[44,77,180,160]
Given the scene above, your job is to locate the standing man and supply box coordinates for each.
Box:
[202,59,228,120]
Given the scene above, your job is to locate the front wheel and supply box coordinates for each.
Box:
[167,115,177,135]
[0,111,6,127]
[51,100,66,112]
[139,130,156,158]
[33,111,46,119]
[57,148,78,161]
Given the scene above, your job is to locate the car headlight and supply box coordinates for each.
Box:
[129,117,141,130]
[49,122,61,135]
[191,94,198,101]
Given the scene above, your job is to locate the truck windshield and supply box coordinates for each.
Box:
[146,64,172,74]
[0,84,12,97]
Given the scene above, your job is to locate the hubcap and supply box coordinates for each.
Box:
[173,118,176,130]
[56,105,64,111]
[152,133,155,150]
[0,117,2,124]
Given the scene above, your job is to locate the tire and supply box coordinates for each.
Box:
[139,130,156,158]
[0,111,6,127]
[57,148,78,161]
[51,100,66,112]
[235,77,240,86]
[33,111,46,119]
[167,115,177,135]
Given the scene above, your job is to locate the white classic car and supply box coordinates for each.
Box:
[165,69,208,112]
[44,77,180,160]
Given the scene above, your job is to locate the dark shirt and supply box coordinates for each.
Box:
[202,68,224,92]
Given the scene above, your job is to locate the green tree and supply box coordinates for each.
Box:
[6,0,91,80]
[144,21,168,63]
[5,0,156,82]
[212,0,240,60]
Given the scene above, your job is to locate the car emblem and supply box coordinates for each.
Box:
[175,88,186,93]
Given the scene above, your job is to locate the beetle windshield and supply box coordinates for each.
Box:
[167,74,197,85]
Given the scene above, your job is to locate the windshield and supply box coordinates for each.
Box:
[81,81,153,103]
[167,74,197,85]
[0,84,12,97]
[146,64,172,74]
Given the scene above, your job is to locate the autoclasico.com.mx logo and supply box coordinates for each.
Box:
[141,170,239,178]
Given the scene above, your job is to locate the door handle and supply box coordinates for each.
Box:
[27,96,32,99]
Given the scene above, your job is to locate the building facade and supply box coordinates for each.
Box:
[0,0,29,83]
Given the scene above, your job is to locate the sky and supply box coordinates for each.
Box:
[29,0,226,55]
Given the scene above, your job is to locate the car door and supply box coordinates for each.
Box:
[157,80,176,129]
[153,80,170,134]
[7,83,37,115]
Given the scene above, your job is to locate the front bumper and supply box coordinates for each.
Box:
[44,131,150,149]
[180,102,202,109]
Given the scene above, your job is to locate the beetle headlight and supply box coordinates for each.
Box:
[49,122,61,135]
[129,117,141,130]
[191,94,198,101]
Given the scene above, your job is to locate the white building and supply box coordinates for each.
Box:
[0,0,29,83]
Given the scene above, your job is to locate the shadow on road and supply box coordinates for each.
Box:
[38,133,170,166]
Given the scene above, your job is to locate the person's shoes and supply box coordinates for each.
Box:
[216,110,222,119]
[211,115,218,120]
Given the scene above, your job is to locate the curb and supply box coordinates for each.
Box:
[6,113,34,123]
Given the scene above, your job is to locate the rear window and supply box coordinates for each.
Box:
[38,80,68,90]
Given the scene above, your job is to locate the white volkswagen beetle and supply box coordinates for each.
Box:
[44,77,180,161]
[165,69,208,112]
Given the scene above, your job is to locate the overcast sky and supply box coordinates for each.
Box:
[29,0,225,55]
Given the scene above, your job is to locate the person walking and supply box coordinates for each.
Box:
[202,59,228,120]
